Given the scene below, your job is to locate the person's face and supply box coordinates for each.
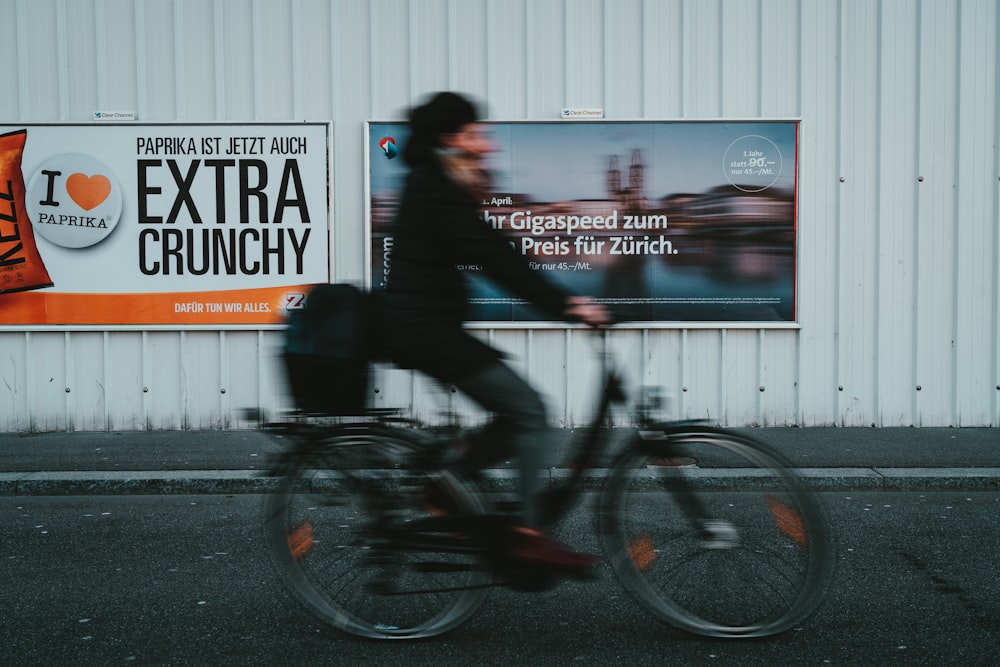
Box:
[440,122,496,161]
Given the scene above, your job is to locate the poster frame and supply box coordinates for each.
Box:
[364,118,801,330]
[0,121,334,331]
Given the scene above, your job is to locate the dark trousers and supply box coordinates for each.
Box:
[448,360,551,527]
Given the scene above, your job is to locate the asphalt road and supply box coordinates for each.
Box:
[3,491,998,666]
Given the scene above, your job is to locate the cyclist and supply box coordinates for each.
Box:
[382,92,611,576]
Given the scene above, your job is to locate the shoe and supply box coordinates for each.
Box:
[507,527,603,576]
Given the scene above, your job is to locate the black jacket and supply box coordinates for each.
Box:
[383,159,569,380]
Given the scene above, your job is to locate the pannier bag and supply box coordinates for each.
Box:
[283,283,378,415]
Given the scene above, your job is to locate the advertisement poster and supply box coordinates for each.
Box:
[0,123,330,325]
[368,120,797,323]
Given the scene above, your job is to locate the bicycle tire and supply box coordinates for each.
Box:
[265,426,490,639]
[599,426,832,638]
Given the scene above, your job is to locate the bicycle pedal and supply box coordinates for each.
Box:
[698,519,739,550]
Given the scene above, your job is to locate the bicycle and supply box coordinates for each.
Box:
[262,336,833,640]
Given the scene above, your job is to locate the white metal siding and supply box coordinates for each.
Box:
[1,0,997,431]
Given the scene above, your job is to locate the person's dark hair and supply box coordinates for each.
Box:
[403,92,481,165]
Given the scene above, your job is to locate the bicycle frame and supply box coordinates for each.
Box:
[265,339,710,538]
[264,339,833,638]
[533,351,627,528]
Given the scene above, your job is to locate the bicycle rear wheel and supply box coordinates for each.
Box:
[600,426,832,638]
[265,426,490,639]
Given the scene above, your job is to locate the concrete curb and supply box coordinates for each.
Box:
[0,471,277,496]
[548,467,1000,491]
[3,467,1000,496]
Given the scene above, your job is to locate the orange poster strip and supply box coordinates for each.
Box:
[0,285,316,325]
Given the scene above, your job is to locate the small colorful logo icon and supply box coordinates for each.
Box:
[378,136,398,159]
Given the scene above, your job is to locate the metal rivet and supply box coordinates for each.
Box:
[839,177,845,183]
[838,385,844,391]
[143,387,149,393]
[759,386,765,392]
[918,176,924,182]
[916,385,922,391]
[65,387,71,393]
[221,388,227,394]
[682,386,688,392]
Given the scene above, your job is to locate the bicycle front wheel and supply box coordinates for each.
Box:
[265,426,490,639]
[600,426,832,638]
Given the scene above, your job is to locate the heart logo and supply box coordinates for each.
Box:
[66,173,112,211]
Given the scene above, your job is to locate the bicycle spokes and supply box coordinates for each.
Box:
[266,430,492,639]
[601,429,831,638]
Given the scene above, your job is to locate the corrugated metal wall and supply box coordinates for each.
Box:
[1,0,997,431]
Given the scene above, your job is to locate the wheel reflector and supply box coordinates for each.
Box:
[766,495,808,548]
[289,522,316,561]
[628,533,657,572]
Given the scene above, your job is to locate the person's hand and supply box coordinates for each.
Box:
[565,296,612,327]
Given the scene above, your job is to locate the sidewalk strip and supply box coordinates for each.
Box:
[3,468,1000,496]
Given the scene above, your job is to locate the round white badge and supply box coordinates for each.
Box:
[722,135,783,193]
[25,153,123,249]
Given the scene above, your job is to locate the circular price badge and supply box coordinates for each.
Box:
[723,135,783,193]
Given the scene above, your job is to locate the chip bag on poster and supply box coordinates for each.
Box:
[0,129,53,294]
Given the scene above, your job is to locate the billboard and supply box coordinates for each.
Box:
[368,120,797,324]
[0,123,331,325]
